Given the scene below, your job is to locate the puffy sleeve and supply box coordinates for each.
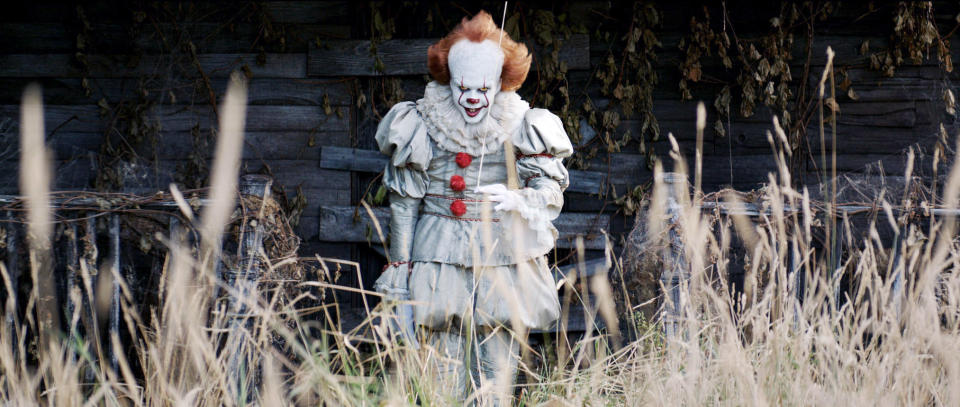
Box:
[515,108,573,192]
[375,102,432,262]
[375,102,432,198]
[509,108,574,248]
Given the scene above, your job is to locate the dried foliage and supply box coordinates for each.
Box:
[869,1,953,77]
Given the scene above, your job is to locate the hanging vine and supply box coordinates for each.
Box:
[869,1,952,78]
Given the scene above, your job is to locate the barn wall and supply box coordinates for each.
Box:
[1,1,958,309]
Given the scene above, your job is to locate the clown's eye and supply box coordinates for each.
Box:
[459,85,468,91]
[479,87,489,93]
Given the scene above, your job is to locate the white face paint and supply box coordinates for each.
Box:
[447,39,503,124]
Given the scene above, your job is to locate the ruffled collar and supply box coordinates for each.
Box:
[416,81,529,156]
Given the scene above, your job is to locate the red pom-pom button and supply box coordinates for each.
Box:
[449,175,466,191]
[450,199,467,217]
[455,152,472,168]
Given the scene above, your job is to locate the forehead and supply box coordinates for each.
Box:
[449,39,503,85]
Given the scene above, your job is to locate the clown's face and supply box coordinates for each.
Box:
[448,39,503,124]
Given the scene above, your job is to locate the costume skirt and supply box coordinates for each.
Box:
[408,256,560,331]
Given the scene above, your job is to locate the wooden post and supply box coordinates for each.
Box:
[789,239,803,330]
[81,215,101,383]
[890,232,905,322]
[225,174,272,402]
[659,172,689,341]
[3,211,19,358]
[108,213,120,373]
[829,213,846,310]
[65,221,80,356]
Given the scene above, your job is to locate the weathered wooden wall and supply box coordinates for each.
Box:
[1,1,958,310]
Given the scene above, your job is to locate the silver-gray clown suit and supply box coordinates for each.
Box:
[373,81,572,331]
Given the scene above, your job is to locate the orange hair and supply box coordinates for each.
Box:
[427,11,531,92]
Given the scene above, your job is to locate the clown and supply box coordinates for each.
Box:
[373,11,572,404]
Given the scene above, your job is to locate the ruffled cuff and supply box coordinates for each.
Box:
[513,186,562,248]
[373,263,410,301]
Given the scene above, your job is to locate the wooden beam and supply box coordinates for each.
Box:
[0,22,350,53]
[0,131,349,162]
[0,78,353,106]
[553,257,610,282]
[0,105,349,133]
[261,1,352,24]
[0,53,307,78]
[317,205,610,250]
[307,34,590,77]
[318,146,606,194]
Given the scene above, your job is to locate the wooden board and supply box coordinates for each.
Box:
[0,78,352,106]
[307,34,590,77]
[0,53,307,78]
[0,105,349,133]
[316,205,610,250]
[0,1,352,24]
[0,131,349,162]
[0,159,94,194]
[0,22,351,53]
[261,1,353,24]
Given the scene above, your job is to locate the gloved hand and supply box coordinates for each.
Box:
[374,262,419,348]
[476,183,524,212]
[478,183,559,250]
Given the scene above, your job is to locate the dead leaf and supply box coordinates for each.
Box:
[847,88,859,101]
[825,97,840,113]
[945,89,956,116]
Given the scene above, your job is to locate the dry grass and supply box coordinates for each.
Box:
[3,55,960,405]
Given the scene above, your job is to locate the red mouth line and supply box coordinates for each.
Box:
[459,104,487,117]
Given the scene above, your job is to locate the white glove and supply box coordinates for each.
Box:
[476,183,523,212]
[478,183,558,250]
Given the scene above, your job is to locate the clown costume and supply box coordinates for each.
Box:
[373,11,572,404]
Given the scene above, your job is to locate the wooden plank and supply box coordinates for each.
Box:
[586,152,783,191]
[0,22,350,53]
[243,162,350,192]
[318,146,606,194]
[0,131,349,162]
[261,1,352,24]
[319,146,386,172]
[309,39,434,76]
[0,53,307,78]
[0,105,348,133]
[645,99,918,128]
[0,77,352,106]
[297,241,353,261]
[157,131,350,160]
[0,159,94,193]
[0,2,349,24]
[307,34,590,77]
[316,205,610,250]
[808,124,940,155]
[553,257,609,282]
[0,157,351,200]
